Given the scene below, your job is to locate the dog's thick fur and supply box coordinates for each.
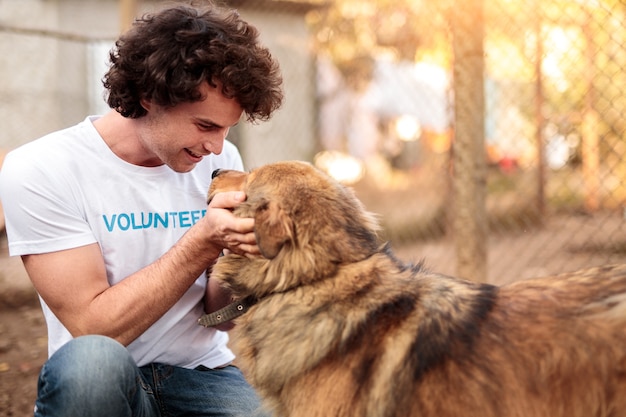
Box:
[208,161,626,417]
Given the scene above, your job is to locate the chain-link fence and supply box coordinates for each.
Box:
[310,0,626,283]
[478,0,626,281]
[1,0,626,285]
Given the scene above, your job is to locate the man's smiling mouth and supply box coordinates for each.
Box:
[185,148,204,158]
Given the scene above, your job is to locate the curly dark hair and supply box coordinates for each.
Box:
[103,3,283,122]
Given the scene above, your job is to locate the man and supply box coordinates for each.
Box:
[0,3,283,416]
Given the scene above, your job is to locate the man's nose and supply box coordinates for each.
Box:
[203,129,229,155]
[203,137,224,155]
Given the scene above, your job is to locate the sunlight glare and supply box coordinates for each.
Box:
[394,115,421,142]
[314,150,365,185]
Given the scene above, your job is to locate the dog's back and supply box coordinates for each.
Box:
[268,263,626,417]
[411,264,626,417]
[228,256,626,417]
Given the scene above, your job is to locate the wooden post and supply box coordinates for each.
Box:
[534,3,546,219]
[450,0,487,282]
[582,8,600,212]
[582,110,600,212]
[119,0,138,33]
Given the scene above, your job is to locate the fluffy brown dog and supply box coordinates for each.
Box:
[204,161,626,417]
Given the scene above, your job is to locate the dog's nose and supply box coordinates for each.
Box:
[212,169,221,179]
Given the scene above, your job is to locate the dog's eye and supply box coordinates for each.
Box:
[212,169,221,179]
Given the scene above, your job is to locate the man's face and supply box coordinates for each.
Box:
[138,82,243,173]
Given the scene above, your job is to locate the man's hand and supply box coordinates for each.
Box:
[203,191,260,256]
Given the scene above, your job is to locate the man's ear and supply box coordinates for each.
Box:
[254,200,293,259]
[140,98,152,112]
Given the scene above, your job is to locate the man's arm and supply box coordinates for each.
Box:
[22,191,255,346]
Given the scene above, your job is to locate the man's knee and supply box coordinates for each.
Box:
[42,335,137,393]
[36,335,145,417]
[49,335,135,383]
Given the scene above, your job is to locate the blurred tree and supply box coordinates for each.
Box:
[306,0,449,89]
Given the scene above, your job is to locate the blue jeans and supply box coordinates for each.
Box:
[34,335,269,417]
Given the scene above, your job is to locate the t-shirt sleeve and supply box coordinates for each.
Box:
[0,149,97,256]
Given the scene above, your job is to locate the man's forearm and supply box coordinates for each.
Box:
[84,228,222,345]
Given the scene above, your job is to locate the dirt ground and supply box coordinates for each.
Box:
[0,237,45,417]
[1,209,625,416]
[0,305,45,417]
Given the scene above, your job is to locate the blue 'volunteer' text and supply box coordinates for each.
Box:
[102,210,207,232]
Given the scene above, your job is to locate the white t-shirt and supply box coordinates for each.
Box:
[0,116,243,368]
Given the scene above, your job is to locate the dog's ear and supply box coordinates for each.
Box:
[254,200,293,259]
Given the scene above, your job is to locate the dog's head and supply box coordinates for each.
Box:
[209,161,381,289]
